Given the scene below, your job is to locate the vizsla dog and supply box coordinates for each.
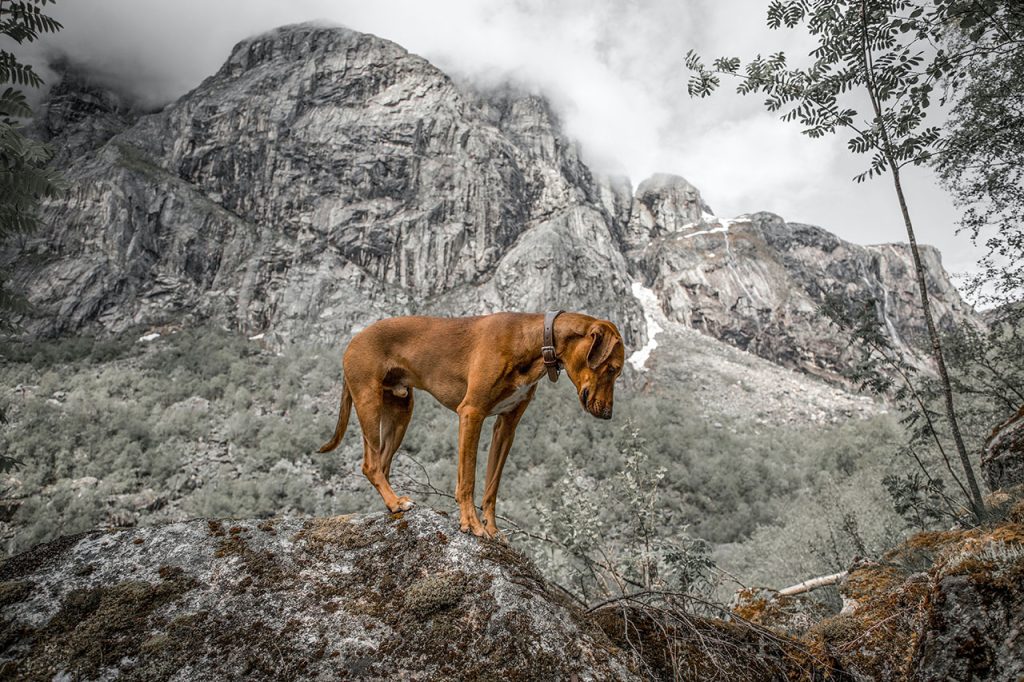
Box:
[318,311,625,537]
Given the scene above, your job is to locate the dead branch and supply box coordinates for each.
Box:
[777,571,848,597]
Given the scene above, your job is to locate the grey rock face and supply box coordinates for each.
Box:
[909,569,1024,682]
[33,63,144,166]
[633,210,976,379]
[14,24,642,346]
[0,510,637,680]
[9,22,976,378]
[626,173,713,248]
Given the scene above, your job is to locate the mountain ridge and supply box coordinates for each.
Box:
[7,22,977,380]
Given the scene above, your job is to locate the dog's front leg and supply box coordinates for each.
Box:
[481,395,532,539]
[455,405,487,536]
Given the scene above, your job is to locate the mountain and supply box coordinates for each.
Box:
[7,22,976,379]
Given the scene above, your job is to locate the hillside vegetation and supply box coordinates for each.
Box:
[1,326,916,595]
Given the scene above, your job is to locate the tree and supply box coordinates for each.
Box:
[935,1,1024,311]
[1,0,63,476]
[684,0,989,522]
[0,0,64,325]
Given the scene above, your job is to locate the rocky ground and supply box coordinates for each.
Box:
[2,499,1022,681]
[634,316,882,428]
[0,509,708,681]
[735,494,1024,681]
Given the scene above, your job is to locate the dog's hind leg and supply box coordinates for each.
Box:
[380,388,414,507]
[353,385,412,513]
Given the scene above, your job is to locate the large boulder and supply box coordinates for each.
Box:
[0,510,635,680]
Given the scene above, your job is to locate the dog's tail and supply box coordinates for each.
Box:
[318,381,353,453]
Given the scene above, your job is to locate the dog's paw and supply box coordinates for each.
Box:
[395,496,415,511]
[460,517,487,537]
[480,518,501,540]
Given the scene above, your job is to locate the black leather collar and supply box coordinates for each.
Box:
[542,310,564,382]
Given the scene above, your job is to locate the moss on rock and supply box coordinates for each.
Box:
[402,570,469,616]
[16,568,197,680]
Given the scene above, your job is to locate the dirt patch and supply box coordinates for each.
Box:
[295,514,375,554]
[214,528,290,590]
[402,571,469,617]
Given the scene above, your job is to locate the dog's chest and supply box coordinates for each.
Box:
[489,382,536,415]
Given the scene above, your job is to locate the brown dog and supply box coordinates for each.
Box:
[318,311,625,537]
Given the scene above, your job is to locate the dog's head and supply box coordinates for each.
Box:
[564,319,624,420]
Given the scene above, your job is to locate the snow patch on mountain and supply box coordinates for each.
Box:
[628,281,667,371]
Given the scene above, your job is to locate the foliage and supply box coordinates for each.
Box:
[530,423,715,605]
[0,326,910,599]
[685,0,997,522]
[821,291,1024,528]
[882,471,949,529]
[686,0,946,182]
[935,1,1024,307]
[0,0,65,326]
[716,462,906,611]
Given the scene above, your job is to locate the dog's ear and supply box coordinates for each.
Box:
[586,323,620,369]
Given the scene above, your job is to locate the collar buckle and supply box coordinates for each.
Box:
[543,311,564,383]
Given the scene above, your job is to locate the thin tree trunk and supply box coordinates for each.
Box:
[858,0,987,522]
[886,164,987,521]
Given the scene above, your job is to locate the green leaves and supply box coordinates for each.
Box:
[1,0,65,325]
[0,87,32,120]
[0,0,63,44]
[767,0,811,29]
[684,0,952,181]
[933,2,1024,307]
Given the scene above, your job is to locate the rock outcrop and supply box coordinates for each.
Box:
[1,508,847,681]
[12,24,642,349]
[8,22,977,379]
[8,504,1020,680]
[0,510,636,680]
[732,504,1024,681]
[632,210,975,380]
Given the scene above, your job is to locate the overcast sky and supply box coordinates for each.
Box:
[28,0,982,284]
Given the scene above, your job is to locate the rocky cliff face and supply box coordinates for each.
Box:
[631,208,973,379]
[8,22,976,377]
[11,24,642,350]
